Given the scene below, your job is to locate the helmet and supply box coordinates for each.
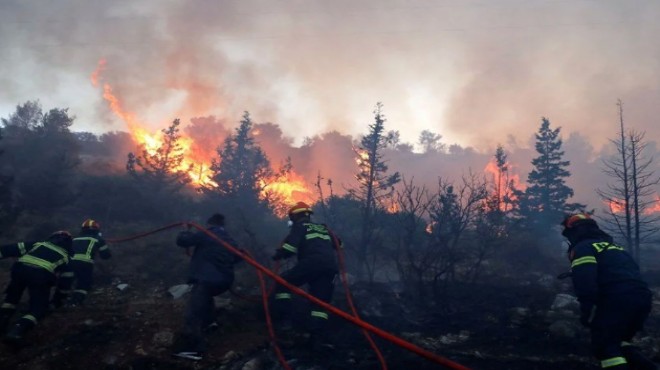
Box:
[561,213,598,240]
[48,230,73,249]
[560,213,595,229]
[288,202,313,219]
[81,219,101,230]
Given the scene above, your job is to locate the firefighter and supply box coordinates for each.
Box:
[271,201,339,350]
[561,213,656,370]
[57,219,111,306]
[0,231,74,343]
[172,213,243,361]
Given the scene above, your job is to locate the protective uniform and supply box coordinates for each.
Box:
[272,202,339,347]
[173,213,242,360]
[0,231,74,342]
[562,214,656,370]
[57,219,111,306]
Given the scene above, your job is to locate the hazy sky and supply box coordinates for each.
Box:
[1,0,659,152]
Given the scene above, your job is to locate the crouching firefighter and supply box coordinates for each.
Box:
[54,219,111,307]
[271,202,340,350]
[0,231,74,343]
[561,213,656,370]
[172,213,244,361]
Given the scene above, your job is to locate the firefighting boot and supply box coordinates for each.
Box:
[4,319,33,344]
[622,346,658,370]
[0,307,16,334]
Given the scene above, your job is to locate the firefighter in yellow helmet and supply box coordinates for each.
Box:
[0,231,75,343]
[54,219,111,306]
[561,213,656,370]
[271,202,340,350]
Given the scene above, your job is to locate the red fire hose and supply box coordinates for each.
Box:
[108,222,472,370]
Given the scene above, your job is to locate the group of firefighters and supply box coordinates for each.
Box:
[0,203,656,369]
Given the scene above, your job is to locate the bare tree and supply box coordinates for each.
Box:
[597,100,660,261]
[389,177,434,303]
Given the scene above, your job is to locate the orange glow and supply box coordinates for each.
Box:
[263,171,315,216]
[606,198,627,214]
[91,60,314,206]
[607,195,660,214]
[483,159,524,212]
[647,195,660,214]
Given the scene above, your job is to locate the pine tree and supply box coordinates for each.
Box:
[518,117,584,228]
[209,111,274,206]
[350,102,401,281]
[126,118,192,193]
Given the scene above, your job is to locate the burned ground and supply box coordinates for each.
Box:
[0,238,658,370]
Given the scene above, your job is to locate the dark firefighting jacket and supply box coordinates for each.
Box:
[71,230,110,264]
[0,240,73,285]
[274,221,339,270]
[176,226,242,285]
[569,237,649,321]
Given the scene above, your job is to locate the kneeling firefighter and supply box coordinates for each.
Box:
[561,213,656,370]
[0,231,75,342]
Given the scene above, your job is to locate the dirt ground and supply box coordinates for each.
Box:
[1,241,659,370]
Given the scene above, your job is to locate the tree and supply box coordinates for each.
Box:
[126,118,192,193]
[597,100,660,261]
[517,117,584,228]
[1,101,80,213]
[418,130,444,153]
[349,102,401,281]
[0,126,17,232]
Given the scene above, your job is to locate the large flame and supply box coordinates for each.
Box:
[483,159,524,212]
[91,59,313,208]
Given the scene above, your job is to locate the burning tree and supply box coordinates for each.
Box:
[517,117,584,229]
[597,100,660,261]
[206,111,296,218]
[349,102,401,282]
[126,118,192,193]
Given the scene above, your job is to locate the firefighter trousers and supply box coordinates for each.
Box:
[181,277,233,353]
[1,263,55,331]
[590,290,653,369]
[273,259,337,335]
[69,261,94,304]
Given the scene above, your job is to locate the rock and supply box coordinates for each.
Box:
[548,320,579,338]
[508,307,529,326]
[221,350,240,364]
[116,283,129,291]
[214,297,233,309]
[103,355,118,365]
[536,274,555,289]
[241,357,263,370]
[551,293,580,311]
[152,330,174,347]
[168,284,191,299]
[438,330,470,345]
[83,319,95,326]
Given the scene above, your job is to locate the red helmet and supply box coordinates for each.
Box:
[288,202,313,218]
[81,219,101,230]
[561,213,593,229]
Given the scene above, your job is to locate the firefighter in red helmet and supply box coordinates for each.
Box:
[561,213,656,370]
[271,202,340,350]
[0,231,75,343]
[54,219,111,306]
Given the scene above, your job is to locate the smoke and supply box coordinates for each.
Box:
[1,0,659,212]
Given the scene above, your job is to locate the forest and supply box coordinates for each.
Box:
[0,99,658,369]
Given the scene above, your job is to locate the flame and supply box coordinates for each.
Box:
[483,159,524,212]
[264,172,316,216]
[606,195,660,215]
[90,60,314,205]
